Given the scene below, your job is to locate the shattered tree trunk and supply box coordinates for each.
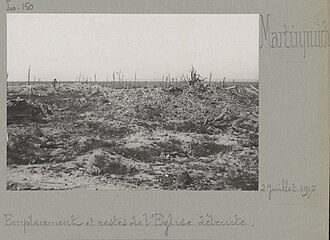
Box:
[209,73,212,86]
[112,72,115,89]
[27,66,31,85]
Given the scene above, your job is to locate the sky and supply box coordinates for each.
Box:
[7,14,259,81]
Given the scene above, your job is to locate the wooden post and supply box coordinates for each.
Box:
[135,71,137,88]
[116,70,121,88]
[112,71,115,88]
[27,65,31,85]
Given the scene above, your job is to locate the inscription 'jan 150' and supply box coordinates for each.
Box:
[5,0,34,11]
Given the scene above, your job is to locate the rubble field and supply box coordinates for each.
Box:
[6,82,259,191]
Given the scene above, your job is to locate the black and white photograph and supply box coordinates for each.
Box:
[6,14,259,191]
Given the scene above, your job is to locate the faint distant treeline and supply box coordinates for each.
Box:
[7,79,259,89]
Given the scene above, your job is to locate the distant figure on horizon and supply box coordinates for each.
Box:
[53,78,57,88]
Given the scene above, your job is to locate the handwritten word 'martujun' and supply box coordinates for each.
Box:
[260,14,329,57]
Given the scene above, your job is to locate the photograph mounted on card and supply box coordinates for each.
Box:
[6,14,259,191]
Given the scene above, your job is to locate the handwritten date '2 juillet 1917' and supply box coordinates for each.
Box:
[260,179,317,200]
[5,0,33,11]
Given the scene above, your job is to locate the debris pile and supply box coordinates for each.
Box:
[7,82,258,191]
[10,84,57,96]
[7,98,53,124]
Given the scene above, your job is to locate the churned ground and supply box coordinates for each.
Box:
[7,82,258,190]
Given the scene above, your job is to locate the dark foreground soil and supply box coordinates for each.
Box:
[7,83,258,190]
